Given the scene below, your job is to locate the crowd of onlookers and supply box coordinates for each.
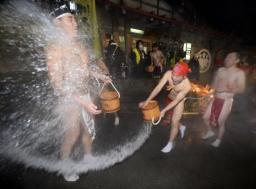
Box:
[103,38,200,82]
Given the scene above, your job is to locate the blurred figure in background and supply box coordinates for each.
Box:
[131,40,147,78]
[149,42,165,79]
[104,39,125,79]
[202,51,246,147]
[103,39,123,126]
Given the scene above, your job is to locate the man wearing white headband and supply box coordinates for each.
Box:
[46,3,111,182]
[49,4,78,38]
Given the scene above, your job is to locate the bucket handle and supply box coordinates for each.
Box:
[95,78,101,87]
[152,116,162,125]
[99,81,120,98]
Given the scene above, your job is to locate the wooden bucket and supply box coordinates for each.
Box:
[145,65,155,73]
[141,100,160,121]
[99,82,120,113]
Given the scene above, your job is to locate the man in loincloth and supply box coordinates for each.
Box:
[149,43,165,78]
[139,61,191,153]
[46,4,110,181]
[202,51,246,147]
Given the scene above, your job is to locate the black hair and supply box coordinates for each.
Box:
[109,40,115,44]
[105,33,112,39]
[227,50,241,60]
[49,2,71,19]
[136,40,143,49]
[152,43,158,48]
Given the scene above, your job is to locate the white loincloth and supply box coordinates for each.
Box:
[80,94,96,141]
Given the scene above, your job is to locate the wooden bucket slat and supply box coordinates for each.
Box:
[141,100,160,121]
[100,91,120,113]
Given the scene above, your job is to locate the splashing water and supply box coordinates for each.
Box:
[0,1,152,176]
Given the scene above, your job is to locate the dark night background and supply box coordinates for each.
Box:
[1,0,255,46]
[168,0,256,46]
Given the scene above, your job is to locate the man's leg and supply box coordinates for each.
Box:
[161,98,173,126]
[81,126,93,154]
[170,103,184,141]
[161,102,184,153]
[60,107,81,182]
[212,98,233,147]
[60,107,81,160]
[202,100,215,139]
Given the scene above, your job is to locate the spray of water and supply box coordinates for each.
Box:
[0,0,152,176]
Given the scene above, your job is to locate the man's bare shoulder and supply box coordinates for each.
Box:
[217,67,226,73]
[183,78,192,90]
[156,50,162,54]
[46,43,62,64]
[236,67,245,73]
[157,49,164,54]
[184,77,191,84]
[214,67,226,77]
[235,67,246,76]
[150,51,156,56]
[164,70,172,77]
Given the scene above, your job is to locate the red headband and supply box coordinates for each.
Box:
[172,61,192,76]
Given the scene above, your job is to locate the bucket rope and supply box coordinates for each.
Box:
[152,116,162,125]
[151,94,213,126]
[99,81,120,98]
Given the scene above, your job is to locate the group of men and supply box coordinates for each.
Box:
[46,3,246,182]
[140,53,245,152]
[131,40,165,78]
